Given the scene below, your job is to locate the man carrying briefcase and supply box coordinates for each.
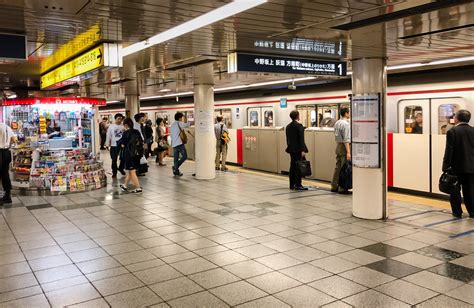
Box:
[285,110,309,191]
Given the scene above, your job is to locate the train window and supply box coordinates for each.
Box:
[404,106,423,134]
[438,104,458,135]
[317,105,338,127]
[215,109,232,128]
[264,110,274,127]
[186,111,195,125]
[310,110,317,127]
[249,111,259,127]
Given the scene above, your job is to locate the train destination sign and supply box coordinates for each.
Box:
[228,52,347,77]
[238,38,346,58]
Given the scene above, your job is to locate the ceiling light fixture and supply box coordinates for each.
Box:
[121,0,267,57]
[159,89,172,92]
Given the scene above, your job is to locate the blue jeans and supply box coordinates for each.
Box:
[173,144,187,173]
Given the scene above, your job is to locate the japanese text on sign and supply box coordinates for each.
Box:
[251,38,345,57]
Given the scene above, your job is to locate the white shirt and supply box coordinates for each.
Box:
[334,118,350,143]
[214,122,229,140]
[170,121,190,148]
[0,123,15,148]
[105,123,124,147]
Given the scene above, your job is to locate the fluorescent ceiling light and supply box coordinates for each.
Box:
[141,95,163,100]
[106,100,119,104]
[429,56,474,65]
[159,89,172,92]
[121,0,267,57]
[163,91,194,97]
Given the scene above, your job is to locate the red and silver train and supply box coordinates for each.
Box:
[100,67,474,196]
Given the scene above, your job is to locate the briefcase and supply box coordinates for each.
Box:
[297,159,312,177]
[439,169,459,194]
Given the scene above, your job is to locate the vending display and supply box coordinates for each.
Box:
[29,148,106,193]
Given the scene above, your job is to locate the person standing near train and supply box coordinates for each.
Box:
[331,107,352,194]
[285,110,308,191]
[215,115,229,171]
[170,112,190,176]
[442,109,474,218]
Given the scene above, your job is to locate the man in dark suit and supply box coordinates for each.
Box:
[286,110,309,191]
[442,109,474,218]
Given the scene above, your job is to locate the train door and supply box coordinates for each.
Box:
[247,107,275,127]
[395,97,465,193]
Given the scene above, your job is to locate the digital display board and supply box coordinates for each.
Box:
[228,52,347,76]
[0,33,26,60]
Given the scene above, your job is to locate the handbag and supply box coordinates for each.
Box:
[439,168,459,194]
[296,158,312,177]
[139,155,148,174]
[339,160,352,190]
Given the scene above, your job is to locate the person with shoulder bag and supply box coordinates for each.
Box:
[155,117,169,166]
[170,112,190,176]
[117,118,143,193]
[215,115,230,171]
[442,110,474,218]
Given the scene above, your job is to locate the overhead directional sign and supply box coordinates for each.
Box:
[228,52,347,77]
[41,45,104,89]
[238,38,346,59]
[41,24,102,73]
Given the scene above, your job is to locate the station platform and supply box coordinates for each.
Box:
[1,156,473,307]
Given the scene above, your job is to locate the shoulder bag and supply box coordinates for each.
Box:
[179,124,188,145]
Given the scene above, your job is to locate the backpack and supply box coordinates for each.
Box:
[220,124,230,145]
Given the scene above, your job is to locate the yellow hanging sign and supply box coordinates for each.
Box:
[41,24,101,73]
[40,45,104,89]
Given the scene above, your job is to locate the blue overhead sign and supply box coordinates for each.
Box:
[280,98,287,108]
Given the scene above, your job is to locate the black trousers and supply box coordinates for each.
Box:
[0,149,12,195]
[289,152,302,189]
[110,146,124,175]
[100,133,106,149]
[450,173,474,216]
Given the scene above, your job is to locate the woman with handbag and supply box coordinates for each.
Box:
[155,117,169,166]
[117,118,144,193]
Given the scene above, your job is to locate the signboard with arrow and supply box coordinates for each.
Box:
[41,43,120,89]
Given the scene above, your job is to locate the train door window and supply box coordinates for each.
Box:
[296,106,309,127]
[437,104,459,135]
[317,105,338,127]
[403,106,424,134]
[248,108,260,127]
[310,110,317,127]
[262,107,274,127]
[186,111,195,125]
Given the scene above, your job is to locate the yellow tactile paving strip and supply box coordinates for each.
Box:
[227,165,452,211]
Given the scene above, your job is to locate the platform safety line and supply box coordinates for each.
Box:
[391,210,444,221]
[289,192,334,200]
[449,229,474,239]
[423,217,465,228]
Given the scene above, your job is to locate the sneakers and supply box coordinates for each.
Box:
[120,184,127,192]
[130,188,143,193]
[338,190,352,195]
[172,166,183,176]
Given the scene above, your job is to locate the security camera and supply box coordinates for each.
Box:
[288,79,296,90]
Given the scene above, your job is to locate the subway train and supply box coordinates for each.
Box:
[100,67,474,196]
